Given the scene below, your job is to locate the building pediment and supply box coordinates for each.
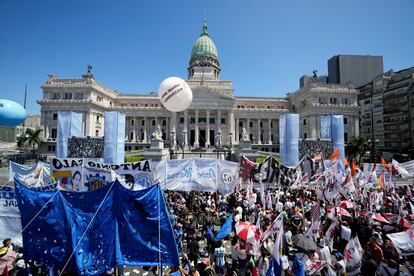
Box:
[192,87,235,101]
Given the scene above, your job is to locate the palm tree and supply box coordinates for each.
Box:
[17,133,28,148]
[348,135,369,163]
[25,128,43,150]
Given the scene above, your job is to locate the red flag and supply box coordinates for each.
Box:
[328,148,340,161]
[381,157,391,174]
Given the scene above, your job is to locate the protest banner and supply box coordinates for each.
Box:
[50,158,153,191]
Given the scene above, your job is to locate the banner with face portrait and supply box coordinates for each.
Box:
[154,158,239,194]
[50,158,153,191]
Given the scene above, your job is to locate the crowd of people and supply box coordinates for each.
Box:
[299,140,333,160]
[159,183,414,276]
[2,160,414,276]
[67,137,104,158]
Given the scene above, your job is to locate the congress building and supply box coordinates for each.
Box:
[38,20,360,154]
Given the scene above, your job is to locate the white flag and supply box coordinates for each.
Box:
[392,159,411,178]
[307,219,321,238]
[263,213,283,241]
[344,236,363,276]
[271,213,284,263]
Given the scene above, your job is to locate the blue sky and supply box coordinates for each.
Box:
[0,0,413,114]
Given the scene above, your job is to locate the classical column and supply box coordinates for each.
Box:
[143,117,148,142]
[132,117,137,142]
[228,110,235,145]
[236,118,240,143]
[268,118,272,144]
[183,110,188,148]
[354,116,360,136]
[206,110,210,148]
[194,110,199,148]
[217,110,221,132]
[247,118,250,136]
[257,119,261,144]
[311,116,317,139]
[85,112,91,136]
[170,112,177,147]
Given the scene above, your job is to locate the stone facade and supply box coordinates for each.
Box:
[37,21,359,154]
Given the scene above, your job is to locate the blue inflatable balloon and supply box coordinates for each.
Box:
[0,99,27,126]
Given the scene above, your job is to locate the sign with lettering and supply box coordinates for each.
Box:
[51,158,153,191]
[154,158,239,194]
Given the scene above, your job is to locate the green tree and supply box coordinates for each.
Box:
[348,135,369,163]
[25,128,43,150]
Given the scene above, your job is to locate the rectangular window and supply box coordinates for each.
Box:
[190,118,195,124]
[221,118,226,124]
[249,121,253,128]
[152,120,155,126]
[180,117,184,123]
[209,118,215,124]
[96,116,100,123]
[162,120,166,126]
[343,98,348,104]
[260,122,263,127]
[53,93,60,100]
[130,119,134,126]
[239,121,243,127]
[344,117,348,124]
[51,128,57,138]
[304,133,307,139]
[344,132,348,142]
[303,119,307,126]
[52,113,58,120]
[96,130,99,136]
[64,93,72,100]
[271,122,273,128]
[142,120,145,126]
[199,117,206,123]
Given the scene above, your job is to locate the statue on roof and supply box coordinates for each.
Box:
[87,65,93,74]
[312,69,318,79]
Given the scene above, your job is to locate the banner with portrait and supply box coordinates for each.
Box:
[50,158,153,191]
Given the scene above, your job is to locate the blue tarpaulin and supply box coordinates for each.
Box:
[15,180,179,275]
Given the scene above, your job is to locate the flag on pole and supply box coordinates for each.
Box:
[392,159,411,178]
[344,236,363,275]
[263,213,283,241]
[215,215,233,241]
[351,160,358,177]
[271,214,284,264]
[328,148,341,161]
[381,157,391,174]
[307,219,321,238]
[310,204,321,222]
[377,173,384,190]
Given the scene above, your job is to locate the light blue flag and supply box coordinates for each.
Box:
[215,214,233,241]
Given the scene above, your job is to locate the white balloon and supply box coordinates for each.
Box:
[158,77,193,112]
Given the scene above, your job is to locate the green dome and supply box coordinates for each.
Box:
[190,20,218,60]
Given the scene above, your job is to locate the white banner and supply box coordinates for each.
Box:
[387,225,414,256]
[154,159,239,194]
[9,161,51,187]
[0,186,22,246]
[51,158,153,191]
